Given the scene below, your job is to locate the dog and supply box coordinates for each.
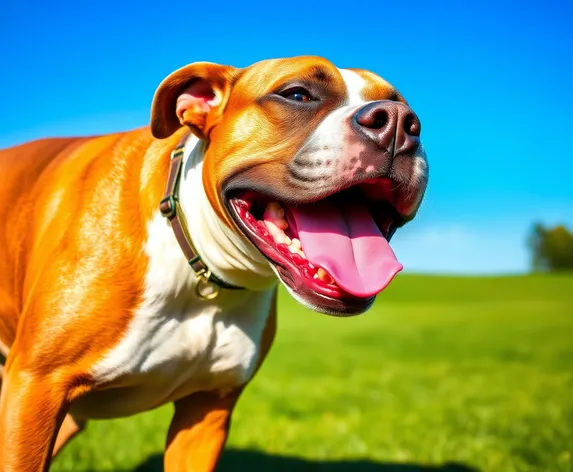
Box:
[0,55,428,471]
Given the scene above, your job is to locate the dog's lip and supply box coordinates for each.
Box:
[224,176,414,220]
[225,196,376,315]
[223,181,404,315]
[273,264,375,316]
[226,194,356,298]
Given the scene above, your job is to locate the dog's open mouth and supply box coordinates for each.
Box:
[227,178,406,315]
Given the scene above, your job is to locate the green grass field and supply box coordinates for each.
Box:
[53,274,573,472]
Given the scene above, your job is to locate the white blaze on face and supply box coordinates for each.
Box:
[292,69,371,181]
[338,68,368,107]
[292,68,428,194]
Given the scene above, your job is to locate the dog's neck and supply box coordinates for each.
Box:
[177,134,276,291]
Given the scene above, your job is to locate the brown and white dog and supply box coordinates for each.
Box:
[0,56,427,471]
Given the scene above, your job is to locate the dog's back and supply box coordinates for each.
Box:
[0,138,86,351]
[0,131,159,354]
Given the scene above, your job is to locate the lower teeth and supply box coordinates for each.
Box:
[261,202,336,286]
[315,268,334,284]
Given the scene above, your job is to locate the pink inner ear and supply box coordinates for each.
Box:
[176,78,217,121]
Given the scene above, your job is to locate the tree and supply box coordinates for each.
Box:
[529,224,573,272]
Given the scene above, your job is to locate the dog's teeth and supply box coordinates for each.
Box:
[317,268,334,284]
[309,263,315,269]
[288,246,305,260]
[262,202,307,259]
[313,273,319,279]
[264,220,287,244]
[264,202,288,230]
[268,203,285,218]
[266,202,282,212]
[264,202,283,218]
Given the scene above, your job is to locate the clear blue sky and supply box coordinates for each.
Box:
[1,0,571,274]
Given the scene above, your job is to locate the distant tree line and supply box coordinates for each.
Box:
[529,224,573,272]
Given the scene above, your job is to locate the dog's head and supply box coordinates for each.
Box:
[151,56,428,316]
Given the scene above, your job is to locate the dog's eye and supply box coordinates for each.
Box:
[280,87,313,103]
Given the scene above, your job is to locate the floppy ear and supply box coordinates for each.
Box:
[150,62,237,139]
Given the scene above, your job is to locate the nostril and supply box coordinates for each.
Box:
[370,110,388,129]
[355,104,392,130]
[404,112,421,137]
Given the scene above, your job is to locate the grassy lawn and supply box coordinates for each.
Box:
[53,274,573,472]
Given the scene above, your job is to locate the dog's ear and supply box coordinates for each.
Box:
[151,62,237,140]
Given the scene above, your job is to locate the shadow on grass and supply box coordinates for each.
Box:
[127,449,480,472]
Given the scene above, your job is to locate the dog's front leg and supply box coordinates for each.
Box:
[52,413,87,457]
[164,389,241,472]
[0,359,90,471]
[164,291,277,472]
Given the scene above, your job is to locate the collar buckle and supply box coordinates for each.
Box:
[195,269,220,300]
[159,196,177,219]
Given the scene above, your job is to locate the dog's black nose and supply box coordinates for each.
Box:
[354,101,421,156]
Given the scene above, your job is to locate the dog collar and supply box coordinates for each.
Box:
[159,134,244,299]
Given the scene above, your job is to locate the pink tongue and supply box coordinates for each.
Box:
[288,200,402,298]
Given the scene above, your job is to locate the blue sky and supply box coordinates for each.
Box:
[1,0,571,274]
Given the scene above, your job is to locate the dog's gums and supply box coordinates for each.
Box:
[228,178,407,314]
[235,199,337,285]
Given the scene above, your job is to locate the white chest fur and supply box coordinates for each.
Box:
[76,213,273,419]
[73,137,276,420]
